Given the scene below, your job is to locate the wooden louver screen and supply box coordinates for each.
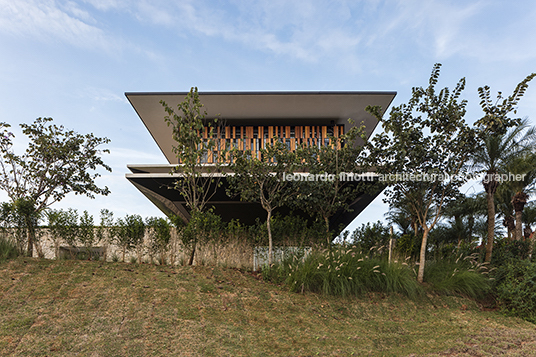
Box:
[179,124,345,164]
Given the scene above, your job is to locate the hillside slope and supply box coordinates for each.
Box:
[1,258,535,356]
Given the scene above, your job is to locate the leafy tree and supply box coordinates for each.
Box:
[78,210,97,260]
[295,123,368,241]
[471,119,536,259]
[115,214,145,263]
[160,88,225,264]
[114,217,131,262]
[47,208,79,259]
[160,88,223,214]
[473,73,535,261]
[475,74,536,135]
[97,209,114,261]
[364,64,476,283]
[146,216,171,265]
[0,117,111,256]
[228,140,300,265]
[0,199,40,255]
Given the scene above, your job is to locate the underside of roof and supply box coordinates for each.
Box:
[125,91,396,164]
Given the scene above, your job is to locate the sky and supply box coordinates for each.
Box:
[0,0,535,231]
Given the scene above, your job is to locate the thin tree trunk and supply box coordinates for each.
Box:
[267,209,273,266]
[485,191,495,262]
[188,244,196,265]
[515,210,523,241]
[530,231,535,259]
[26,230,33,257]
[417,227,430,283]
[324,216,330,246]
[512,191,528,241]
[503,216,515,241]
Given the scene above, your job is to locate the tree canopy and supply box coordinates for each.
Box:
[0,117,111,212]
[0,117,111,256]
[364,63,477,282]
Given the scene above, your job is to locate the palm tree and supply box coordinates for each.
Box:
[523,201,536,258]
[385,200,417,236]
[441,193,487,246]
[495,185,516,241]
[505,153,536,240]
[471,119,536,261]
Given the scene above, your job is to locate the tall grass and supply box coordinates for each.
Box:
[263,246,423,299]
[424,253,491,299]
[0,236,19,262]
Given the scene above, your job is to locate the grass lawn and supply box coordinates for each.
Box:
[1,257,535,356]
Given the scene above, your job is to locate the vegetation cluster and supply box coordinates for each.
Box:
[2,64,536,327]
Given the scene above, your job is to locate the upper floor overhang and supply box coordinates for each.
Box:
[125,91,396,164]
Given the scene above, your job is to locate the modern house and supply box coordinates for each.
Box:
[125,91,396,231]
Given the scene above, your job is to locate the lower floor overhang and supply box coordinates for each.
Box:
[126,164,383,234]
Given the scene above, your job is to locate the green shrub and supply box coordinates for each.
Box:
[350,221,391,258]
[0,236,19,262]
[495,260,536,323]
[395,233,421,261]
[263,246,423,299]
[424,254,491,299]
[492,238,533,266]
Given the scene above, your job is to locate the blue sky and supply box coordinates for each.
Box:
[1,0,535,231]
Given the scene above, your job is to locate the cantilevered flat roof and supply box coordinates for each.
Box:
[125,91,396,164]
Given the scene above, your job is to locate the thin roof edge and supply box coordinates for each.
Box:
[125,91,398,97]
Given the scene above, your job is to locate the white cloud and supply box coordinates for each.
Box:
[0,0,116,51]
[81,87,128,103]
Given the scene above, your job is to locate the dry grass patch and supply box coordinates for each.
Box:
[1,258,535,356]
